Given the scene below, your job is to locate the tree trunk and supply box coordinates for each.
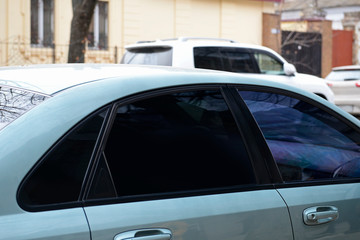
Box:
[68,0,97,63]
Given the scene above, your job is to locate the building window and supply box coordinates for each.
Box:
[88,1,108,50]
[31,0,54,47]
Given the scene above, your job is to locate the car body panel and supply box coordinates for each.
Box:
[122,38,334,102]
[85,190,293,240]
[0,64,196,95]
[0,209,90,240]
[0,67,354,205]
[0,64,309,213]
[0,64,359,240]
[296,73,334,101]
[277,183,360,240]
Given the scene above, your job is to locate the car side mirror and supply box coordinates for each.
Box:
[284,63,296,76]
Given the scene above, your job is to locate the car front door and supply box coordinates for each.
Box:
[237,88,360,240]
[83,86,293,240]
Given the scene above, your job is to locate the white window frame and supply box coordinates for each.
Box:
[93,4,100,49]
[88,1,108,50]
[37,0,44,45]
[31,0,54,47]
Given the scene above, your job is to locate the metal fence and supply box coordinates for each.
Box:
[0,42,122,66]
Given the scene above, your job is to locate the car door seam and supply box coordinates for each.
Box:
[275,188,295,240]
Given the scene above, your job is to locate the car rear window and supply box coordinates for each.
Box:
[194,47,259,73]
[0,86,48,130]
[326,69,360,81]
[121,47,173,66]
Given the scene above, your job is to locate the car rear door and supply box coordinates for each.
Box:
[82,86,293,240]
[237,87,360,240]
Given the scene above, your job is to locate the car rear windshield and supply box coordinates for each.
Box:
[0,86,48,130]
[326,69,360,81]
[121,47,173,66]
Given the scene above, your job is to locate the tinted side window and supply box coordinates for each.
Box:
[121,47,173,66]
[253,52,284,75]
[19,109,107,207]
[239,90,360,182]
[194,47,258,73]
[90,90,255,199]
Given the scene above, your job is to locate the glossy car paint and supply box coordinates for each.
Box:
[0,209,90,239]
[0,64,359,240]
[123,38,334,103]
[278,183,360,240]
[85,190,293,240]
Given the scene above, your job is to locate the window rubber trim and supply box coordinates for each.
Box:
[78,105,114,201]
[274,177,360,189]
[230,83,360,186]
[17,105,112,212]
[81,84,276,207]
[81,102,119,201]
[82,184,275,208]
[222,86,282,184]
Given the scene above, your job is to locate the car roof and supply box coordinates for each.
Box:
[124,37,288,65]
[332,65,360,71]
[0,64,208,95]
[0,63,357,148]
[0,63,319,101]
[125,37,279,53]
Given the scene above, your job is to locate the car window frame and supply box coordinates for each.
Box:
[17,105,112,212]
[82,84,277,208]
[193,46,261,74]
[250,50,285,75]
[231,84,360,188]
[20,83,357,212]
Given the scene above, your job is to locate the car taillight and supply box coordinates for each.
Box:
[327,82,333,87]
[356,82,360,87]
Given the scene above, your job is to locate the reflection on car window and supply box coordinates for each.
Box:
[194,47,258,73]
[253,52,284,75]
[0,86,48,130]
[238,90,360,182]
[88,89,255,200]
[19,109,107,207]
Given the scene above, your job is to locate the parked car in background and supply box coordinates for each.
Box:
[326,65,360,115]
[1,64,359,240]
[121,37,334,102]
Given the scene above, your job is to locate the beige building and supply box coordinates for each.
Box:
[0,0,276,66]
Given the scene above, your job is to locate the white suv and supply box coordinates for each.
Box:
[121,37,334,102]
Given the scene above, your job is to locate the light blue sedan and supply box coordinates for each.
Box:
[1,64,360,240]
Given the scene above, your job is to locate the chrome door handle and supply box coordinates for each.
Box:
[303,206,339,225]
[114,228,172,240]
